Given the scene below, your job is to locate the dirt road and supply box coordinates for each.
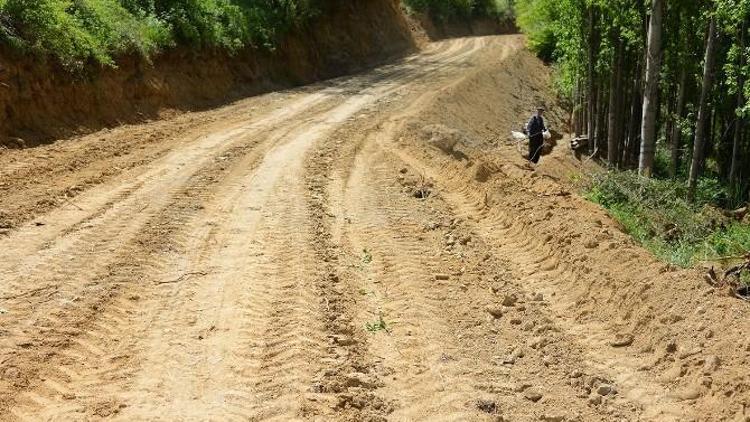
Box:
[0,36,748,421]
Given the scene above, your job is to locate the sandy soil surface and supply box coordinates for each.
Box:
[0,35,748,422]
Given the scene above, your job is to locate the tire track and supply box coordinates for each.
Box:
[375,124,710,421]
[1,36,518,421]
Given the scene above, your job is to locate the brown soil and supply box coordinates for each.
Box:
[0,35,748,422]
[0,0,414,148]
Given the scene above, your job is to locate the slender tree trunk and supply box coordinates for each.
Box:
[587,5,596,144]
[639,0,664,177]
[626,54,644,169]
[689,17,718,199]
[730,19,746,196]
[596,76,607,153]
[608,38,623,167]
[670,67,688,178]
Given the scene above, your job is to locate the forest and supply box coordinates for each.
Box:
[517,0,750,265]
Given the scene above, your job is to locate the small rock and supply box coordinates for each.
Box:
[510,318,522,325]
[678,347,702,359]
[609,333,634,348]
[584,239,599,249]
[523,388,543,402]
[487,307,504,319]
[502,294,518,307]
[588,394,602,405]
[527,336,548,350]
[596,384,614,396]
[540,414,565,422]
[514,382,532,392]
[703,355,720,374]
[666,339,678,354]
[673,387,702,401]
[532,292,544,301]
[475,399,497,414]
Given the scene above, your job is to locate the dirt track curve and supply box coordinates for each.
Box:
[0,36,748,422]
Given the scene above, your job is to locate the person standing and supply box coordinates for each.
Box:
[526,106,547,164]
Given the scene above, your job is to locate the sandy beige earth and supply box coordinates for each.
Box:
[0,35,748,422]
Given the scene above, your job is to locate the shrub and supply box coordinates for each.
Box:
[0,0,318,69]
[586,170,749,267]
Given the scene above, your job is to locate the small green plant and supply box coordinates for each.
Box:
[365,313,389,333]
[362,248,373,264]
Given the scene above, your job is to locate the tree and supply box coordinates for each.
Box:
[688,16,719,200]
[639,0,664,177]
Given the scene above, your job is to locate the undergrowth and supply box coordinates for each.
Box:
[586,170,750,268]
[0,0,318,70]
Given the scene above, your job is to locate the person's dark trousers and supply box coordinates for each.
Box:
[529,134,543,164]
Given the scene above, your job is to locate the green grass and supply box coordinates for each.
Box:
[0,0,317,70]
[586,170,750,268]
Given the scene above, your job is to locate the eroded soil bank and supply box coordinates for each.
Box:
[0,0,415,147]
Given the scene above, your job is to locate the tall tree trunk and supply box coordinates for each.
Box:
[608,38,623,167]
[730,19,746,196]
[587,5,596,144]
[689,17,718,200]
[639,0,664,177]
[626,52,645,169]
[670,67,688,178]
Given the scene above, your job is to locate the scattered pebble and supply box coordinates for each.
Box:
[502,294,517,307]
[523,388,543,402]
[487,307,504,319]
[596,384,615,396]
[703,355,720,375]
[609,333,634,348]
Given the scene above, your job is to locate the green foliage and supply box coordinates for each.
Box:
[365,313,389,333]
[586,170,750,267]
[0,0,318,70]
[403,0,513,22]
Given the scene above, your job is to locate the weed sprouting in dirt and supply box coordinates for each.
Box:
[362,248,373,264]
[365,313,389,333]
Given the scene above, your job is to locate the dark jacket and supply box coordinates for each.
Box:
[527,115,547,138]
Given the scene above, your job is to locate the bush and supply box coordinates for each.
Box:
[0,0,318,69]
[586,170,750,267]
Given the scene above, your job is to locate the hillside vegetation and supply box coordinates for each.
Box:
[0,0,317,70]
[515,0,750,267]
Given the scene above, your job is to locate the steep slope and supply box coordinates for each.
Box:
[0,0,414,147]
